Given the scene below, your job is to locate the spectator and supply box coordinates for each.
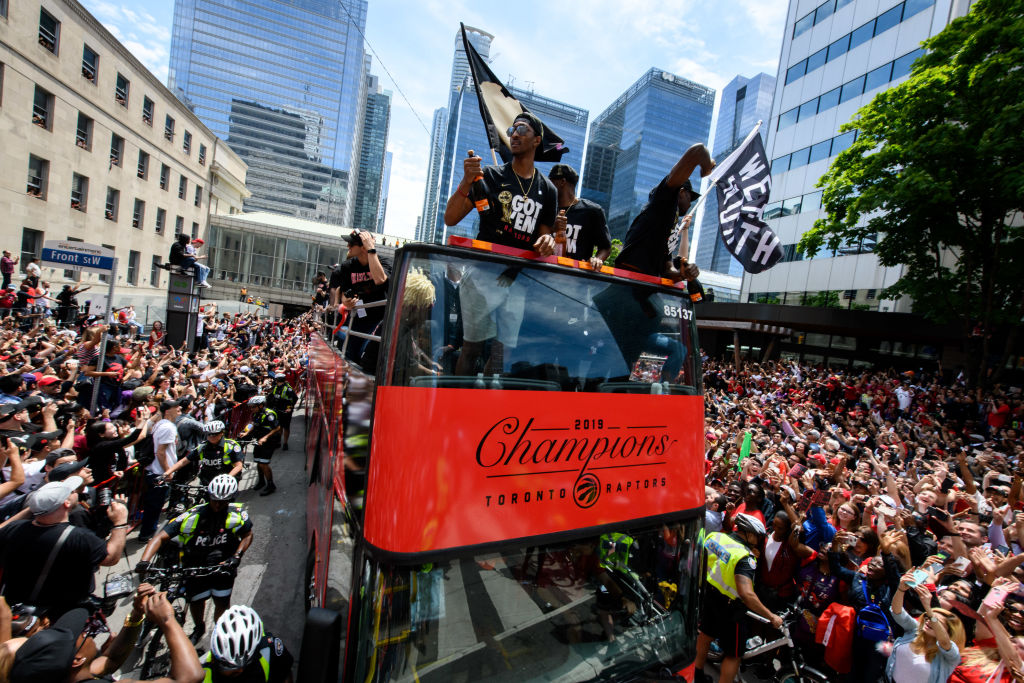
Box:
[0,252,18,291]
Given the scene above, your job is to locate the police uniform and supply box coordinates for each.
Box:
[700,531,758,657]
[200,633,294,682]
[268,383,296,432]
[191,438,243,485]
[249,409,280,465]
[162,502,252,602]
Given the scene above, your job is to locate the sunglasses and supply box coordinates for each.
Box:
[506,123,533,137]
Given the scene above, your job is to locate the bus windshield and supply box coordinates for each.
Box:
[353,518,702,682]
[384,249,699,395]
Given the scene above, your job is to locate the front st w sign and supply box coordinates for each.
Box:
[41,240,115,273]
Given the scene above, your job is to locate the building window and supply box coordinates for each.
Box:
[27,155,48,199]
[793,13,813,37]
[191,221,199,239]
[875,4,904,36]
[32,86,53,130]
[38,8,60,54]
[137,150,149,179]
[142,96,154,126]
[178,175,187,200]
[115,72,129,107]
[805,47,827,73]
[0,0,7,19]
[198,144,206,165]
[21,229,43,270]
[849,20,875,50]
[840,75,865,104]
[81,45,98,83]
[194,185,202,207]
[75,112,92,149]
[808,139,832,164]
[159,164,170,190]
[174,216,184,236]
[155,208,166,234]
[814,0,835,25]
[105,187,119,221]
[132,199,145,229]
[866,289,877,300]
[183,130,191,155]
[865,63,893,92]
[71,173,87,211]
[151,255,162,288]
[127,250,139,285]
[827,34,850,62]
[109,133,124,168]
[0,64,5,107]
[164,115,175,141]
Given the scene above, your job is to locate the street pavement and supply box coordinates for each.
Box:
[109,412,310,676]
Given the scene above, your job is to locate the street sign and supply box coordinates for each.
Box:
[41,240,115,273]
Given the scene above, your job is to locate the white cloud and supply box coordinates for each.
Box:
[80,0,172,80]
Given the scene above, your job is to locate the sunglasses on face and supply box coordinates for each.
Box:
[506,123,533,137]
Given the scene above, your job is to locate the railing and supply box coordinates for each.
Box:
[164,126,174,141]
[70,189,83,210]
[155,220,164,234]
[26,176,42,197]
[160,175,168,190]
[142,110,153,125]
[132,213,142,228]
[81,61,96,82]
[137,162,147,178]
[38,26,56,51]
[32,104,48,127]
[105,203,116,220]
[178,186,186,199]
[109,151,121,167]
[198,149,206,165]
[76,128,89,148]
[336,300,386,359]
[115,87,127,106]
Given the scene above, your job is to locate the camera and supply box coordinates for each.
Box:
[96,487,112,507]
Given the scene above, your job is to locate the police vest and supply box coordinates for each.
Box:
[198,439,240,467]
[254,409,278,429]
[704,531,751,600]
[176,503,247,546]
[270,385,294,404]
[200,645,270,682]
[598,532,635,572]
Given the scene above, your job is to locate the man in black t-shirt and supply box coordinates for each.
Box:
[616,143,715,282]
[443,113,558,375]
[329,230,391,365]
[548,164,611,268]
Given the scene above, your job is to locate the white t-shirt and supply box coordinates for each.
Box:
[149,418,179,475]
[891,642,931,683]
[0,460,46,504]
[26,262,40,278]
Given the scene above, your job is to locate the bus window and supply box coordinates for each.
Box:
[386,253,698,395]
[353,518,702,682]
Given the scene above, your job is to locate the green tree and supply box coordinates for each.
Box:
[798,0,1024,385]
[605,239,622,266]
[804,291,841,308]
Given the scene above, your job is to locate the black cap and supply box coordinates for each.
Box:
[48,459,89,482]
[45,447,77,468]
[513,112,544,139]
[10,608,88,683]
[344,231,363,247]
[160,398,182,412]
[548,164,579,185]
[682,178,701,199]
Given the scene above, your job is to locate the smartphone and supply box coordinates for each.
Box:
[905,569,931,588]
[928,506,950,522]
[941,477,955,493]
[788,463,807,478]
[983,583,1013,610]
[951,556,971,572]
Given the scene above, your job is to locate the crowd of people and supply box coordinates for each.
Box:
[696,358,1024,683]
[0,293,308,682]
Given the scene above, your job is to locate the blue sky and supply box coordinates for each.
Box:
[80,0,788,238]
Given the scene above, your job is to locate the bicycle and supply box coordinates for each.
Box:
[738,608,830,683]
[137,563,232,678]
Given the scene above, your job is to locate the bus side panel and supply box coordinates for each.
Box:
[363,387,705,556]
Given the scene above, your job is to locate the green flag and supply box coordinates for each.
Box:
[737,432,752,470]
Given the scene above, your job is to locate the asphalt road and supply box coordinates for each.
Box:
[108,412,310,677]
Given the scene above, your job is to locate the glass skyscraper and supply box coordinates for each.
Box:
[419,27,589,243]
[581,68,715,242]
[416,106,447,242]
[168,0,368,226]
[352,73,392,231]
[694,73,775,276]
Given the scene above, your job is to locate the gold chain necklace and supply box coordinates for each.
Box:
[514,169,536,197]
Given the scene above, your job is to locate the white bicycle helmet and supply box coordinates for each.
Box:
[202,420,226,435]
[733,512,768,537]
[207,474,238,501]
[211,605,264,670]
[248,395,266,406]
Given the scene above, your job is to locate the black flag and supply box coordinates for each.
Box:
[460,23,568,163]
[713,133,782,274]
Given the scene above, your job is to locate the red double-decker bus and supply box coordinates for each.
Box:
[301,237,704,682]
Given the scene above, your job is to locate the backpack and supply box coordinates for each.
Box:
[169,242,185,266]
[855,580,892,642]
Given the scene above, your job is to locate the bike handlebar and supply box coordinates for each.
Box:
[142,564,233,580]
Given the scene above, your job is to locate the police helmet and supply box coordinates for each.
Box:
[207,474,238,501]
[211,605,264,669]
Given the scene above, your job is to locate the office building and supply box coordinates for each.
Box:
[168,0,368,226]
[377,151,392,233]
[417,107,448,242]
[0,0,248,319]
[694,73,776,277]
[420,27,589,243]
[351,73,392,231]
[581,68,715,242]
[743,0,972,310]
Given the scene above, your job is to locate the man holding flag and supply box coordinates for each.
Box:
[615,143,715,281]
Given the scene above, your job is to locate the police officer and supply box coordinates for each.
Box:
[267,372,297,451]
[204,605,294,682]
[240,396,280,496]
[161,420,243,487]
[694,513,782,683]
[136,474,254,644]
